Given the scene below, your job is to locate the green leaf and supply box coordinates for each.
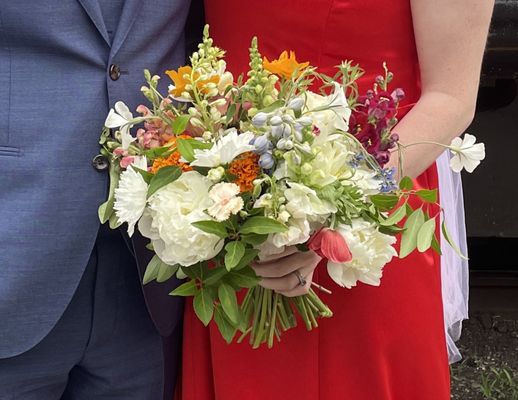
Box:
[171,115,191,134]
[225,103,237,124]
[239,216,288,235]
[415,189,438,203]
[218,283,240,324]
[399,176,414,191]
[108,212,122,229]
[234,248,259,270]
[241,233,268,246]
[203,267,229,286]
[192,221,228,238]
[98,160,121,224]
[226,266,260,288]
[431,233,442,255]
[369,194,400,211]
[417,218,436,252]
[441,220,469,260]
[180,263,203,280]
[193,288,214,326]
[157,263,179,283]
[176,138,195,162]
[143,255,161,285]
[170,279,198,296]
[147,166,181,198]
[224,241,246,271]
[214,305,237,343]
[144,254,178,284]
[133,167,154,184]
[399,208,425,258]
[380,203,407,226]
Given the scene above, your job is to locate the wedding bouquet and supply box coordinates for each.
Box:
[97,26,485,347]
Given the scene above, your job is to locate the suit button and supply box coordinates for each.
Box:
[92,154,109,172]
[109,64,121,81]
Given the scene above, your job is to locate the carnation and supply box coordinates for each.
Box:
[326,219,397,289]
[113,162,149,237]
[207,182,244,221]
[138,171,224,266]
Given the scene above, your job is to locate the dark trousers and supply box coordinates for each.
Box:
[0,225,171,399]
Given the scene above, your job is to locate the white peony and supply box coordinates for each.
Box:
[113,161,149,237]
[284,182,337,219]
[327,219,397,289]
[449,133,485,173]
[138,171,223,266]
[104,101,137,150]
[304,82,351,141]
[207,182,244,221]
[190,129,255,167]
[257,217,310,259]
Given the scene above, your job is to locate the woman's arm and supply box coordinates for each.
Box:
[389,0,494,178]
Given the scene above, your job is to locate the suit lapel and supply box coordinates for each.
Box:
[110,0,142,57]
[77,0,111,46]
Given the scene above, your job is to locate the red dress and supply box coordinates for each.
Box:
[181,1,450,399]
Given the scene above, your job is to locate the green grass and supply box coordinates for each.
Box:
[479,367,518,400]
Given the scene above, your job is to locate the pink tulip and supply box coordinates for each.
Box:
[308,228,352,263]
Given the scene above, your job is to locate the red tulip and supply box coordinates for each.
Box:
[308,228,352,263]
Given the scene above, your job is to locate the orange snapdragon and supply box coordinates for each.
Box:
[166,65,220,97]
[150,134,193,173]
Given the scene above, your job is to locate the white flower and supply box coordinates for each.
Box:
[327,219,397,289]
[257,217,310,259]
[207,166,225,183]
[190,129,256,167]
[304,82,351,141]
[346,168,381,196]
[105,101,137,150]
[138,171,224,266]
[305,139,354,187]
[449,133,485,173]
[113,162,149,237]
[207,182,244,221]
[284,182,337,219]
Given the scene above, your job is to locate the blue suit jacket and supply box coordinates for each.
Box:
[0,0,196,358]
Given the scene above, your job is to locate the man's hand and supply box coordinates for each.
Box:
[251,247,322,297]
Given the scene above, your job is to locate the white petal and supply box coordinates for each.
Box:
[121,126,136,150]
[104,109,128,128]
[449,137,463,148]
[326,261,345,287]
[114,101,133,120]
[461,133,477,148]
[449,153,464,173]
[460,154,480,173]
[465,143,485,161]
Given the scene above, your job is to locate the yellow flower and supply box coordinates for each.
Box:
[263,51,309,79]
[166,66,193,97]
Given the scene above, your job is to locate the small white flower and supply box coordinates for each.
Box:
[105,101,137,150]
[327,219,397,289]
[257,217,310,259]
[284,182,337,219]
[190,129,255,167]
[449,133,485,173]
[207,166,225,183]
[304,82,351,141]
[207,183,244,222]
[113,163,149,237]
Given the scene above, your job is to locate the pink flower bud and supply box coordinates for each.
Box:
[308,228,352,263]
[120,156,135,169]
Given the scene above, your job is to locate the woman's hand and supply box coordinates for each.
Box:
[251,247,322,297]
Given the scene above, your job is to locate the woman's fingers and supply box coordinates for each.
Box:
[251,250,320,278]
[255,246,298,263]
[258,263,315,293]
[277,271,314,298]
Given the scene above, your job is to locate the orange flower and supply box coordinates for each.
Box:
[166,66,193,97]
[166,65,220,97]
[151,134,193,174]
[263,51,309,79]
[228,152,260,193]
